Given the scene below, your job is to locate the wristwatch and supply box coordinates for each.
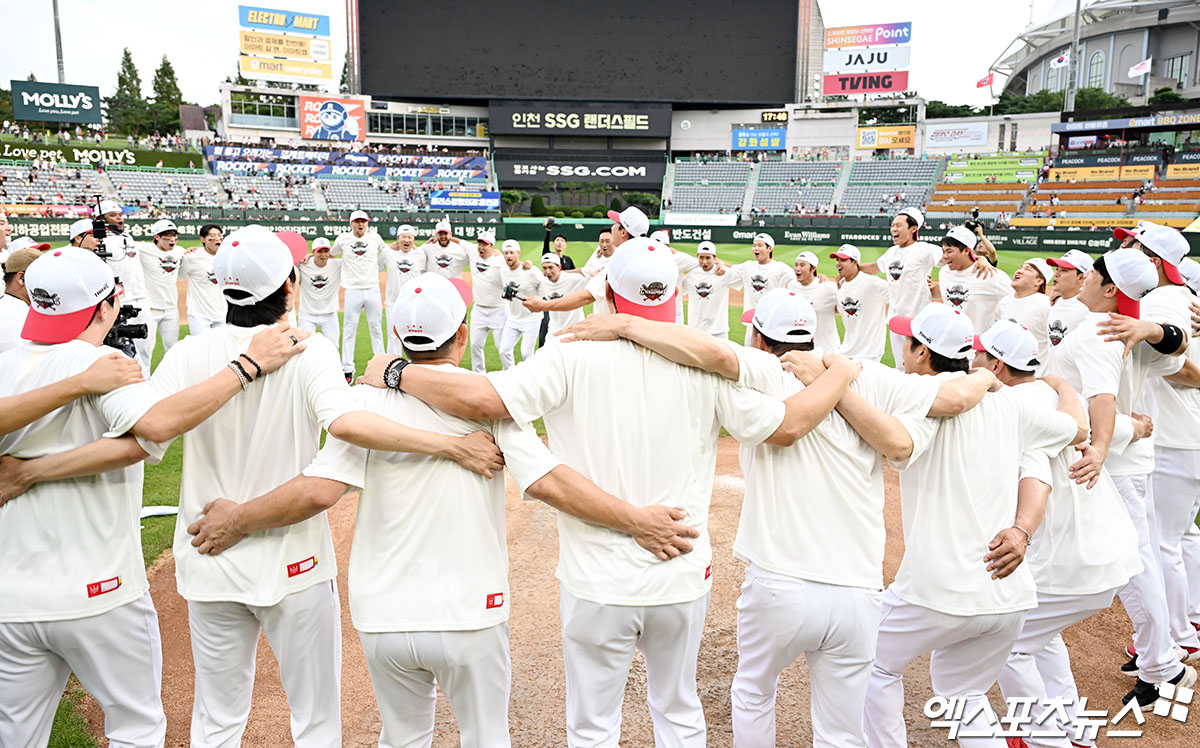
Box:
[383,357,409,390]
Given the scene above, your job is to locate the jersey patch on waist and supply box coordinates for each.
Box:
[86,576,122,598]
[287,556,318,578]
[486,592,505,609]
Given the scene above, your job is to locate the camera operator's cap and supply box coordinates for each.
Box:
[151,219,177,236]
[9,237,50,252]
[69,219,94,241]
[477,230,495,245]
[501,239,520,254]
[829,244,861,262]
[389,272,472,352]
[649,229,671,246]
[1136,223,1189,285]
[753,232,775,249]
[795,251,819,269]
[1046,249,1094,274]
[898,207,925,229]
[606,206,649,238]
[541,253,561,267]
[1099,247,1158,319]
[2,247,42,274]
[21,247,117,344]
[1178,257,1200,296]
[97,200,120,216]
[696,241,717,256]
[944,225,979,251]
[1023,258,1053,285]
[349,210,370,222]
[1112,220,1150,242]
[888,304,975,360]
[739,288,815,344]
[213,225,295,306]
[312,237,332,251]
[606,236,678,322]
[435,220,452,234]
[396,224,416,237]
[972,319,1040,372]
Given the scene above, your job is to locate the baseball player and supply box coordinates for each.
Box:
[929,226,1013,333]
[0,246,307,748]
[537,253,588,339]
[137,219,185,355]
[467,231,507,372]
[335,210,387,379]
[0,247,41,354]
[425,220,471,279]
[680,242,736,339]
[1045,249,1094,347]
[729,233,792,342]
[580,229,615,277]
[297,237,342,347]
[95,200,154,371]
[996,259,1053,367]
[498,240,544,368]
[864,304,1087,748]
[67,219,98,250]
[537,225,578,345]
[830,245,890,363]
[181,225,228,335]
[788,251,839,353]
[370,237,860,747]
[381,225,428,353]
[186,272,698,748]
[1174,258,1200,638]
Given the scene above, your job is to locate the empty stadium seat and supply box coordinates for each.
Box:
[0,164,102,204]
[111,170,223,208]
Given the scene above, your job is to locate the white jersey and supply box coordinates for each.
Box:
[180,249,227,324]
[99,232,148,302]
[681,266,735,336]
[297,257,343,317]
[788,278,840,353]
[1138,285,1200,450]
[732,260,793,311]
[137,242,184,311]
[1013,380,1141,596]
[997,293,1051,366]
[381,246,428,306]
[0,293,27,354]
[149,327,359,606]
[0,341,162,622]
[469,250,505,308]
[304,370,559,632]
[837,272,890,360]
[875,241,941,317]
[936,265,1014,334]
[1047,296,1089,348]
[585,269,610,315]
[487,339,785,606]
[538,273,589,333]
[581,249,613,277]
[425,240,471,279]
[499,264,543,325]
[733,349,937,589]
[334,231,386,290]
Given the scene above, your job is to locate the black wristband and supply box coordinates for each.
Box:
[230,359,253,382]
[1150,323,1184,354]
[238,353,263,378]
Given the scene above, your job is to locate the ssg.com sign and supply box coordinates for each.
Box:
[11,80,102,124]
[495,157,667,188]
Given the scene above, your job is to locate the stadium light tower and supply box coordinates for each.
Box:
[52,0,65,83]
[1064,0,1082,111]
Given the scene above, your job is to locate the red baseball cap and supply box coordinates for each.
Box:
[22,247,117,344]
[605,237,677,322]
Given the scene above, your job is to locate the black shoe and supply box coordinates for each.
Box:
[1122,677,1158,707]
[1121,654,1140,677]
[344,371,354,384]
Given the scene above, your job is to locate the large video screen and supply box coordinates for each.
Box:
[359,0,798,105]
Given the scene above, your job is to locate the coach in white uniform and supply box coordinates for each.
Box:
[497,239,543,368]
[335,210,386,376]
[930,226,1013,333]
[788,251,839,353]
[1045,250,1093,348]
[730,233,792,342]
[426,219,471,279]
[681,242,736,339]
[96,200,154,371]
[382,224,427,353]
[297,237,342,347]
[181,224,227,336]
[581,229,615,276]
[830,244,889,363]
[997,259,1053,366]
[137,219,185,354]
[537,253,588,338]
[468,230,507,370]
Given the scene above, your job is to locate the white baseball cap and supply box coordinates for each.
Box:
[605,237,677,322]
[697,241,717,256]
[898,207,925,229]
[435,220,452,234]
[541,253,561,267]
[389,272,473,352]
[69,219,94,241]
[650,229,671,246]
[1112,220,1150,243]
[213,225,296,306]
[1178,257,1200,296]
[794,251,819,269]
[501,239,520,254]
[349,210,370,222]
[1136,223,1189,285]
[477,230,496,245]
[1098,247,1158,319]
[973,319,1040,372]
[396,224,416,237]
[753,232,775,249]
[1022,258,1053,286]
[1047,249,1094,274]
[22,247,117,344]
[944,225,978,251]
[829,244,861,263]
[9,236,50,252]
[740,288,815,345]
[888,304,975,360]
[312,237,332,251]
[97,200,121,217]
[606,206,649,238]
[151,219,178,236]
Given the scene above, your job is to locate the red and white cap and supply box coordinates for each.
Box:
[739,288,815,345]
[1022,258,1053,285]
[312,237,332,251]
[606,206,649,238]
[9,237,51,252]
[898,206,925,229]
[69,219,94,241]
[606,237,677,322]
[973,319,1040,372]
[396,224,416,237]
[21,247,117,344]
[151,219,177,236]
[477,230,496,245]
[829,244,861,262]
[888,304,975,360]
[753,232,775,248]
[389,272,473,352]
[349,210,370,222]
[1136,223,1189,285]
[696,241,717,256]
[541,252,561,266]
[1178,257,1200,296]
[944,225,978,251]
[213,225,297,306]
[435,220,452,234]
[1099,247,1158,319]
[795,251,819,269]
[273,230,310,264]
[650,229,671,246]
[1112,220,1150,242]
[1046,249,1094,274]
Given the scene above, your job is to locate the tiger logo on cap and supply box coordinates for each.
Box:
[640,281,668,302]
[31,288,61,310]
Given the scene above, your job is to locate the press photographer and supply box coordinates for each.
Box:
[90,203,151,367]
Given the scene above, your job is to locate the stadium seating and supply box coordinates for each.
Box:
[319,178,432,212]
[0,164,101,204]
[757,161,840,185]
[928,182,1027,215]
[751,185,836,214]
[111,170,223,208]
[223,174,317,209]
[673,162,752,184]
[670,185,746,212]
[841,159,940,215]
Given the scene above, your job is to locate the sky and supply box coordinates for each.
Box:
[0,0,1079,109]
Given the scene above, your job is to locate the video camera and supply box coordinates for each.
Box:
[501,284,526,302]
[89,196,148,358]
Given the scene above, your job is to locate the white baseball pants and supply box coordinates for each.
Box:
[146,307,179,354]
[1185,523,1200,626]
[1152,447,1200,650]
[888,331,907,372]
[996,589,1118,748]
[730,565,881,748]
[299,311,340,349]
[560,584,709,748]
[864,590,1026,748]
[470,305,508,373]
[187,580,341,748]
[187,314,224,335]
[0,592,165,748]
[342,287,383,373]
[498,319,540,370]
[359,623,511,748]
[1113,474,1184,683]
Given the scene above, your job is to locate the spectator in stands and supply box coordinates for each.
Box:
[1050,194,1059,206]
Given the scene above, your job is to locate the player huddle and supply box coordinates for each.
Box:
[0,202,1199,748]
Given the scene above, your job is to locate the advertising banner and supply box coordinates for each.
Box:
[1067,135,1098,149]
[239,56,331,84]
[1119,165,1156,180]
[297,96,366,141]
[857,125,915,149]
[0,141,198,168]
[823,71,909,95]
[205,146,485,171]
[493,153,666,188]
[1055,153,1124,167]
[488,101,671,138]
[947,157,1041,169]
[11,80,102,124]
[1051,111,1200,133]
[237,5,332,85]
[213,161,486,181]
[1177,151,1200,163]
[237,5,330,36]
[732,128,786,151]
[428,191,501,210]
[1127,152,1163,165]
[824,22,912,48]
[239,30,329,60]
[1167,163,1200,177]
[925,122,989,148]
[823,46,911,73]
[1048,166,1122,180]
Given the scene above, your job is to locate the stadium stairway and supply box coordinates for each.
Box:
[831,162,852,211]
[662,161,676,208]
[740,162,761,217]
[97,170,120,204]
[312,183,330,214]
